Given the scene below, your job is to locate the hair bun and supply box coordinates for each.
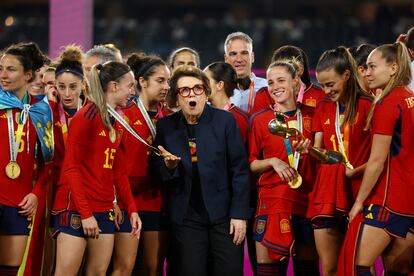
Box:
[58,44,83,63]
[23,42,48,71]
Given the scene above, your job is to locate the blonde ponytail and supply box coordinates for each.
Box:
[89,64,111,129]
[365,42,412,130]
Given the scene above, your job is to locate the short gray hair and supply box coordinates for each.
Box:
[85,45,120,63]
[224,32,253,54]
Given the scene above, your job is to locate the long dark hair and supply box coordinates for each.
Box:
[2,42,48,82]
[316,46,373,125]
[204,61,239,98]
[272,45,311,87]
[126,52,166,91]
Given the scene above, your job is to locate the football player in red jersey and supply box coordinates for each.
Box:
[252,45,325,114]
[305,46,373,276]
[204,62,249,143]
[347,42,414,275]
[42,45,86,276]
[52,61,141,276]
[51,45,87,196]
[110,53,171,276]
[249,60,318,276]
[0,42,50,275]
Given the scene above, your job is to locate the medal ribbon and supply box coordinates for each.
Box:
[223,103,232,111]
[107,104,161,154]
[7,105,30,163]
[282,108,302,170]
[247,80,255,114]
[58,100,82,148]
[136,97,156,138]
[335,102,352,167]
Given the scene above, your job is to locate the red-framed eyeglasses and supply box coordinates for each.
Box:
[177,84,205,97]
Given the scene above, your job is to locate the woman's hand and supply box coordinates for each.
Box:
[130,212,142,239]
[269,158,296,182]
[292,138,311,154]
[229,219,247,245]
[45,84,58,103]
[158,145,181,170]
[345,167,356,178]
[113,202,123,230]
[349,200,364,222]
[18,193,38,218]
[81,216,101,239]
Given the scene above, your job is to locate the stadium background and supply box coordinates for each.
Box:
[1,0,414,72]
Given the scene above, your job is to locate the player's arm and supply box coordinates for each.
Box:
[349,134,391,220]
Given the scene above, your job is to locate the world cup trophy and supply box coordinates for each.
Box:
[268,111,345,188]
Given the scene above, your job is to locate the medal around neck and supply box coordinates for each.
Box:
[6,161,20,179]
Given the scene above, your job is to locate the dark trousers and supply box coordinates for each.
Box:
[169,206,244,276]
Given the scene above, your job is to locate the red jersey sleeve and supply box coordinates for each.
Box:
[252,87,273,114]
[311,103,323,133]
[113,142,137,215]
[248,114,263,164]
[229,105,249,144]
[62,115,93,219]
[371,100,399,136]
[31,154,53,199]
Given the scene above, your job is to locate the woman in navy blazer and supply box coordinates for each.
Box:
[153,65,251,276]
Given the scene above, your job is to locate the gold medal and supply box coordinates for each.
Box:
[109,127,116,143]
[5,161,21,179]
[288,173,302,189]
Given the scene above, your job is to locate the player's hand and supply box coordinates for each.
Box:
[81,216,101,239]
[229,218,247,245]
[345,167,355,178]
[18,193,38,217]
[113,202,123,230]
[292,138,311,154]
[158,145,181,170]
[45,84,58,102]
[269,158,296,182]
[130,212,142,239]
[349,201,363,222]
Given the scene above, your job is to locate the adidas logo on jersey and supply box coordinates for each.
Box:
[99,130,106,137]
[324,119,330,125]
[134,120,143,125]
[0,114,7,119]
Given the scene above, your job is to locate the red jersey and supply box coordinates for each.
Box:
[0,95,48,207]
[309,95,372,217]
[228,104,249,144]
[120,102,171,212]
[251,84,326,115]
[251,87,272,115]
[367,86,414,216]
[51,101,85,188]
[52,102,136,219]
[248,106,315,217]
[301,84,326,108]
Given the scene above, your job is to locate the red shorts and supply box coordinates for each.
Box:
[308,163,348,220]
[253,213,295,261]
